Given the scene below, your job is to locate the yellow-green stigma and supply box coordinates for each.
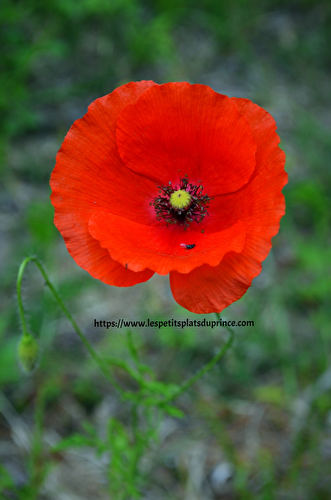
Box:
[170,189,191,210]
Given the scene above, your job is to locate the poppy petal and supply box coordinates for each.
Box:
[50,81,156,285]
[169,256,254,314]
[88,211,246,275]
[116,83,257,196]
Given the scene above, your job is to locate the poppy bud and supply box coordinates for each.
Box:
[18,334,39,373]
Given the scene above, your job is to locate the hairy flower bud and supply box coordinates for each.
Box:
[18,334,39,373]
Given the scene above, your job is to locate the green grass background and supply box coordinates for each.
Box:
[1,0,331,498]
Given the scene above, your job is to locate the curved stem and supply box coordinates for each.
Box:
[16,256,129,397]
[163,325,234,404]
[17,256,31,337]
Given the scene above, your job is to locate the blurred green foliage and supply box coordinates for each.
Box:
[1,0,331,138]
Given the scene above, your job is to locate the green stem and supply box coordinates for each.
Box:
[17,257,30,337]
[163,325,234,404]
[16,256,128,397]
[29,382,48,495]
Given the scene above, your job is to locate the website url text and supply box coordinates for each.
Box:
[93,318,254,330]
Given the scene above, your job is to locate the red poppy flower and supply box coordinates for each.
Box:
[50,81,287,314]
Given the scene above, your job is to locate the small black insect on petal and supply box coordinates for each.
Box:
[180,243,195,250]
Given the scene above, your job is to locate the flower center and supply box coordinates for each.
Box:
[170,189,191,210]
[151,176,211,229]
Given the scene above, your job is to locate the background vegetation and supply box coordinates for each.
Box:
[1,0,331,498]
